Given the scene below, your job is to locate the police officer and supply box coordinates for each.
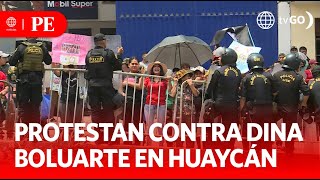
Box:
[85,33,123,144]
[273,53,309,155]
[240,53,277,152]
[9,37,52,125]
[205,47,242,150]
[307,65,320,137]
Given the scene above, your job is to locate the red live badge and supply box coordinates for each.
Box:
[0,11,67,37]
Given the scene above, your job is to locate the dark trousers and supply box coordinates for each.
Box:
[279,110,298,154]
[204,104,239,150]
[16,82,42,124]
[248,105,273,152]
[88,86,115,142]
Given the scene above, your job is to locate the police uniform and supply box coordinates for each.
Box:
[205,48,242,150]
[240,53,276,151]
[307,66,320,137]
[85,33,122,143]
[9,38,52,124]
[273,53,310,154]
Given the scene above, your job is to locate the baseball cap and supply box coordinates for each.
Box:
[192,66,205,74]
[94,33,106,42]
[0,51,10,58]
[309,59,318,65]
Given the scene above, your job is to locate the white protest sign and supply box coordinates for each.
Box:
[105,35,122,54]
[228,41,261,73]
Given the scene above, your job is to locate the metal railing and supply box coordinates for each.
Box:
[1,68,319,154]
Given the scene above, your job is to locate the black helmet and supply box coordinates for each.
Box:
[312,65,320,78]
[282,53,302,71]
[221,48,238,66]
[247,53,264,70]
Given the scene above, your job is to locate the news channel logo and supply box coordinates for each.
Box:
[256,11,314,30]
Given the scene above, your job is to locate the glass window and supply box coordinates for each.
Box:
[100,28,116,35]
[68,28,92,36]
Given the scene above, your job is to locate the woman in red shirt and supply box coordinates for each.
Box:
[144,61,169,146]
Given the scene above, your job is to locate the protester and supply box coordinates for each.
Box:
[139,53,149,70]
[299,46,310,62]
[143,61,170,146]
[165,67,179,147]
[0,71,8,129]
[113,58,130,91]
[170,69,199,148]
[118,57,143,145]
[298,52,309,78]
[52,63,83,123]
[192,66,206,148]
[205,47,223,89]
[305,59,318,83]
[0,51,10,75]
[181,63,191,70]
[290,46,298,53]
[267,53,285,73]
[0,51,10,128]
[192,66,206,81]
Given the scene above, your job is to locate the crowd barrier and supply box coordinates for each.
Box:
[0,68,318,154]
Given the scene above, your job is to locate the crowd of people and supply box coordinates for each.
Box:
[0,34,319,156]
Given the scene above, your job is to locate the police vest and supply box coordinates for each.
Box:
[86,48,109,79]
[18,42,44,73]
[214,65,242,104]
[245,72,273,105]
[309,78,320,111]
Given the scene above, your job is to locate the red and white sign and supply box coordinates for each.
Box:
[0,11,67,37]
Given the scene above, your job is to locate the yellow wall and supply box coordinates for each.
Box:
[291,2,320,59]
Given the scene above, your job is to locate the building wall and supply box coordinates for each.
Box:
[290,1,320,59]
[278,2,291,55]
[67,1,116,35]
[116,1,279,68]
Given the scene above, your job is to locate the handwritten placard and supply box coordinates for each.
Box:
[228,41,261,73]
[52,33,93,65]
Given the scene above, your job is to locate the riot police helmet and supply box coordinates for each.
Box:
[282,53,302,71]
[221,48,238,66]
[247,53,264,70]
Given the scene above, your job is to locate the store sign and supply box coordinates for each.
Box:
[44,1,98,20]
